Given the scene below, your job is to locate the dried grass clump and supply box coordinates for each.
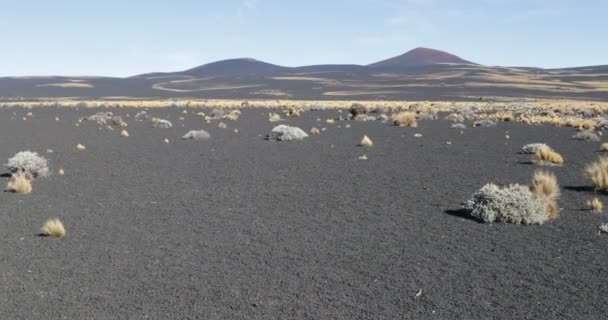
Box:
[112,117,128,127]
[585,157,608,191]
[268,113,282,122]
[587,198,603,213]
[224,110,241,121]
[349,103,368,117]
[286,107,303,117]
[566,118,597,131]
[76,144,86,150]
[392,112,418,127]
[446,113,465,123]
[5,151,49,179]
[529,170,560,220]
[533,146,563,165]
[224,114,238,121]
[40,218,65,238]
[6,173,32,194]
[120,130,129,137]
[310,127,320,135]
[326,119,335,124]
[601,143,608,152]
[360,135,373,147]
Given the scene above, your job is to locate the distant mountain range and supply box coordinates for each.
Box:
[135,47,475,78]
[1,47,607,101]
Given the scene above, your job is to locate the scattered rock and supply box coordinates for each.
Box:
[153,119,173,128]
[360,135,373,147]
[473,119,497,127]
[182,130,211,140]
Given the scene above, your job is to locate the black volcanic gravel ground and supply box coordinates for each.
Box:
[0,107,606,319]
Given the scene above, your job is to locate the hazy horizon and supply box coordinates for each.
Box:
[1,0,607,77]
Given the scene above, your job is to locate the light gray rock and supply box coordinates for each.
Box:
[154,119,173,129]
[182,129,211,140]
[268,125,309,141]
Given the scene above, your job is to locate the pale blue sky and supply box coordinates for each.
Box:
[0,0,606,76]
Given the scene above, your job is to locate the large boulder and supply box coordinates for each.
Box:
[268,125,309,141]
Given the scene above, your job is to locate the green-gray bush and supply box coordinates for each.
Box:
[465,183,549,224]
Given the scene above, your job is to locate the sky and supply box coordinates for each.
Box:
[0,0,606,76]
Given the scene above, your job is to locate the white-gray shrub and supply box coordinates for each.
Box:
[572,130,600,141]
[521,143,549,154]
[5,151,49,178]
[182,129,211,140]
[465,183,549,225]
[86,112,112,122]
[594,117,608,131]
[600,223,608,233]
[418,113,437,121]
[268,125,309,141]
[451,123,466,129]
[473,119,497,127]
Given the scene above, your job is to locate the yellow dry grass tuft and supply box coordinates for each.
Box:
[326,119,335,124]
[360,135,374,147]
[268,113,281,122]
[530,170,560,220]
[533,146,563,165]
[286,107,303,117]
[76,144,86,150]
[566,118,597,131]
[601,143,608,152]
[58,168,65,176]
[310,127,320,135]
[113,118,128,127]
[392,112,418,127]
[587,197,603,213]
[120,130,129,137]
[224,110,240,121]
[6,173,32,194]
[40,218,65,238]
[585,157,608,191]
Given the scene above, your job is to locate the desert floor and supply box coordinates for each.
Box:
[0,107,606,319]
